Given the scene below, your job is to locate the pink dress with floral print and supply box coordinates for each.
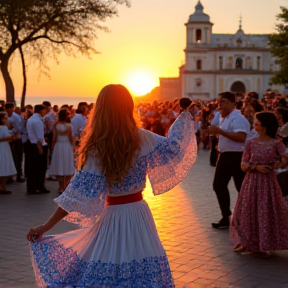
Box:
[230,139,288,252]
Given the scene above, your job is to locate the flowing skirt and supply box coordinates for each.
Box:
[48,141,75,176]
[30,200,174,287]
[0,141,16,177]
[230,171,288,252]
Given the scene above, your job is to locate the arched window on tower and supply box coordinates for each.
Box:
[235,57,243,69]
[219,57,223,70]
[257,56,261,70]
[196,60,202,70]
[196,29,202,43]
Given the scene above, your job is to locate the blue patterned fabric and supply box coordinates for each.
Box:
[147,111,197,194]
[54,171,108,227]
[30,236,174,288]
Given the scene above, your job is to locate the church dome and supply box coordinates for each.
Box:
[188,1,210,22]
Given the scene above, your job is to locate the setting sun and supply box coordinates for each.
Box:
[126,71,156,96]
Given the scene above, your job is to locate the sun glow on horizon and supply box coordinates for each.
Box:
[125,71,156,96]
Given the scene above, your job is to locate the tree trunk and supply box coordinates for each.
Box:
[19,46,27,109]
[0,57,15,103]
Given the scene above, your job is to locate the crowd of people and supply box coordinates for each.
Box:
[0,91,288,199]
[0,101,93,194]
[1,84,288,286]
[137,91,288,152]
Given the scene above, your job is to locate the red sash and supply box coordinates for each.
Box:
[106,191,143,206]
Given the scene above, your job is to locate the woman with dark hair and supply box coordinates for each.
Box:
[230,112,288,257]
[27,84,197,287]
[0,112,17,194]
[48,109,74,193]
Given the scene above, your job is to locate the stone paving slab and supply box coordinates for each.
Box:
[0,149,288,288]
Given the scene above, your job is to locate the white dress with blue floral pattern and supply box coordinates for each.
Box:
[29,111,197,288]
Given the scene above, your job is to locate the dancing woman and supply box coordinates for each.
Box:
[27,84,197,287]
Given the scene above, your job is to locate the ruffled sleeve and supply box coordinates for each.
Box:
[54,170,108,227]
[146,111,197,195]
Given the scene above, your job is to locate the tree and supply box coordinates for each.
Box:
[269,6,288,85]
[19,46,27,109]
[0,0,129,103]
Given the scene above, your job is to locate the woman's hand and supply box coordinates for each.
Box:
[26,208,69,243]
[241,163,250,173]
[26,225,46,243]
[256,165,273,174]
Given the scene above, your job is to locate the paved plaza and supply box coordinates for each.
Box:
[1,150,288,288]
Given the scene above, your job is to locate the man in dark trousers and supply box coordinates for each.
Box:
[209,92,250,228]
[26,105,49,194]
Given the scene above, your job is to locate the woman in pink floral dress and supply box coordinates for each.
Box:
[230,112,288,256]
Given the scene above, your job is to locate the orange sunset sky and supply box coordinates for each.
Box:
[0,0,286,101]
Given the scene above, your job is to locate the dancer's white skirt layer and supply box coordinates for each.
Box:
[48,141,75,176]
[30,200,173,287]
[55,200,165,263]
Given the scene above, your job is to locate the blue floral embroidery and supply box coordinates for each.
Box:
[30,236,174,288]
[69,171,108,198]
[147,112,197,195]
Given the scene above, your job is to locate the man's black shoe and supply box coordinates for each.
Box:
[39,188,50,193]
[212,218,230,229]
[16,178,26,183]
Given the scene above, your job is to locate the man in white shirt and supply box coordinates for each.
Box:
[209,92,250,229]
[71,102,88,145]
[26,105,49,194]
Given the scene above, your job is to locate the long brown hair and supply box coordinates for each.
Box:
[78,84,140,185]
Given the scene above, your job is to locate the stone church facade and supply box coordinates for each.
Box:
[180,1,279,100]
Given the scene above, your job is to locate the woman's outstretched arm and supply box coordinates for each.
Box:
[26,207,68,242]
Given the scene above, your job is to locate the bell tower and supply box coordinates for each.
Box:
[186,1,213,46]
